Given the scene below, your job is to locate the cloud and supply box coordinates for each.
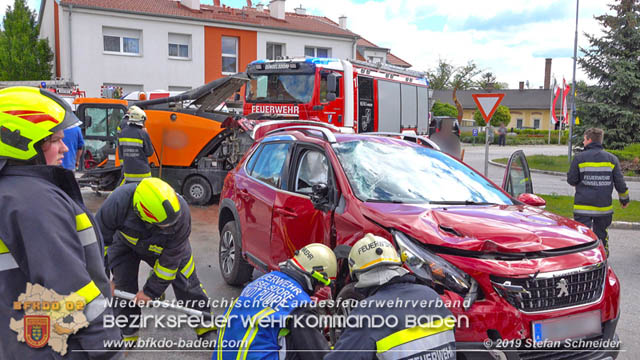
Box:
[459,2,569,31]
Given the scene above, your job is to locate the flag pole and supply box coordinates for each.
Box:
[568,0,579,161]
[559,80,563,145]
[548,78,554,144]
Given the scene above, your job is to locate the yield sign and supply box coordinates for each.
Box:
[471,93,505,124]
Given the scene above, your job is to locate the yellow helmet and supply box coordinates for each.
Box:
[289,243,337,287]
[348,234,402,275]
[133,178,181,225]
[0,87,80,162]
[126,105,147,126]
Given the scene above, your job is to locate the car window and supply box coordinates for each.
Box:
[295,150,329,194]
[249,142,290,188]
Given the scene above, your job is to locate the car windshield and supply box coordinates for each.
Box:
[246,74,315,104]
[333,140,514,204]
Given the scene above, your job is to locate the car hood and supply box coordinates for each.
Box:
[360,203,597,253]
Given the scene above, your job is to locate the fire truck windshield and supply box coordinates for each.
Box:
[246,74,315,104]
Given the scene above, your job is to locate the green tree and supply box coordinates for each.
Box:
[426,59,486,90]
[473,105,511,127]
[0,0,53,80]
[431,100,458,117]
[475,72,508,90]
[576,0,640,149]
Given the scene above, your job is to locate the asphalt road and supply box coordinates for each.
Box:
[80,189,638,359]
[461,144,640,200]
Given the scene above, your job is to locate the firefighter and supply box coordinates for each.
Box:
[0,87,123,358]
[95,177,215,344]
[118,105,154,183]
[326,234,456,360]
[567,127,630,256]
[214,243,336,360]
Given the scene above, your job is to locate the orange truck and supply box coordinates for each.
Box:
[77,74,254,205]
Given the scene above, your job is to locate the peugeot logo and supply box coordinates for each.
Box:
[556,278,569,297]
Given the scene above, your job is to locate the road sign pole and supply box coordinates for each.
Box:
[471,93,505,178]
[484,126,490,176]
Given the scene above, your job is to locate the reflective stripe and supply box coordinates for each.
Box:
[359,257,400,271]
[376,331,455,360]
[0,238,9,254]
[578,162,615,171]
[124,172,151,179]
[154,260,177,281]
[104,246,109,257]
[0,253,19,271]
[76,281,101,304]
[237,308,276,360]
[195,325,217,336]
[574,204,614,215]
[119,231,138,245]
[181,255,195,279]
[148,245,163,255]
[619,189,630,200]
[217,298,239,359]
[123,334,139,342]
[119,137,144,147]
[84,294,107,322]
[77,229,98,247]
[376,317,455,352]
[75,213,92,232]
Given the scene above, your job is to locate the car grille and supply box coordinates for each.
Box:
[491,262,606,312]
[516,336,607,360]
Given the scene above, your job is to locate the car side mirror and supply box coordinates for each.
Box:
[326,92,337,102]
[517,193,546,207]
[310,183,331,211]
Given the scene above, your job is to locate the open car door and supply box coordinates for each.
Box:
[501,150,533,198]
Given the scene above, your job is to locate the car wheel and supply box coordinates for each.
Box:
[183,176,212,205]
[219,221,253,286]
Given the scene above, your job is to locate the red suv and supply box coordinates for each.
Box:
[218,125,620,359]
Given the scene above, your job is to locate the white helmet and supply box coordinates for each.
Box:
[348,234,407,288]
[126,105,147,126]
[284,243,337,292]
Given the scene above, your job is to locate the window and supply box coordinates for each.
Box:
[222,36,238,74]
[295,150,329,194]
[249,142,291,188]
[516,119,523,129]
[368,56,383,64]
[168,33,191,59]
[266,43,284,60]
[320,72,341,102]
[84,107,125,138]
[305,46,330,58]
[533,119,541,129]
[103,27,141,55]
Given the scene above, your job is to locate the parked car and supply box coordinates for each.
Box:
[218,125,620,359]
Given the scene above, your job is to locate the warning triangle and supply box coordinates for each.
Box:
[471,93,505,125]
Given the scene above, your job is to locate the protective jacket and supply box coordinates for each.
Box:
[117,123,154,182]
[216,270,329,360]
[0,164,122,359]
[326,274,456,360]
[567,142,629,216]
[95,183,192,299]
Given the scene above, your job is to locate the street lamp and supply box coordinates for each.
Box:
[568,0,579,161]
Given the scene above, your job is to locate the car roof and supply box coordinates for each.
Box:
[260,128,432,149]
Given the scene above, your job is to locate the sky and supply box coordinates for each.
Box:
[2,0,614,89]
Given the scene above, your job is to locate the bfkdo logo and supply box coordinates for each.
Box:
[24,315,50,348]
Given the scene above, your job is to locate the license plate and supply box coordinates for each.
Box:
[532,310,601,343]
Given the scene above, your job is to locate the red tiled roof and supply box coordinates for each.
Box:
[356,37,411,68]
[58,0,359,38]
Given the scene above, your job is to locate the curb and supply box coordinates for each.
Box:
[489,160,640,182]
[610,221,640,230]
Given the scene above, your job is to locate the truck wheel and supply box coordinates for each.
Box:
[219,221,253,286]
[183,176,212,205]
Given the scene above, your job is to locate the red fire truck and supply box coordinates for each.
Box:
[243,58,430,134]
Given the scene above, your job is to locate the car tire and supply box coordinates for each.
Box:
[219,221,253,286]
[183,176,212,205]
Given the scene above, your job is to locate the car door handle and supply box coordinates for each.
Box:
[275,208,297,218]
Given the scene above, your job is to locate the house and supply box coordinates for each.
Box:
[355,38,411,68]
[38,0,410,97]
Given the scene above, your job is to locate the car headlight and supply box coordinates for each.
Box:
[393,230,479,310]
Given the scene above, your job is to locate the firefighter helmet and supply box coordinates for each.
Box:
[348,234,402,275]
[133,178,181,226]
[286,243,337,290]
[0,87,80,162]
[126,105,147,126]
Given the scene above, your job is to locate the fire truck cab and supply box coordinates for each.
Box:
[244,58,430,134]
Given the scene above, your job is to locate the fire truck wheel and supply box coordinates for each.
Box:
[219,221,253,286]
[183,176,212,205]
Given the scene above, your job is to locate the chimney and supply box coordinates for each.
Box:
[256,3,264,11]
[269,0,285,20]
[214,0,220,6]
[294,4,306,15]
[519,81,525,91]
[339,15,347,29]
[544,58,552,89]
[180,0,200,10]
[246,0,252,7]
